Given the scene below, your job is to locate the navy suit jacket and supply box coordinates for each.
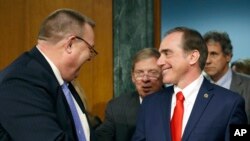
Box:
[0,47,95,141]
[132,78,247,141]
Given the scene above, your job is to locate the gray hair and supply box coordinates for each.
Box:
[131,48,160,72]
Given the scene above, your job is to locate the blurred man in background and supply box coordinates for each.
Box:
[96,48,163,141]
[204,30,250,123]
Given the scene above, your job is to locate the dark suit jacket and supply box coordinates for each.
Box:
[132,78,247,141]
[95,91,140,141]
[0,47,95,141]
[230,71,250,123]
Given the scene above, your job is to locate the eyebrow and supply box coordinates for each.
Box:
[160,48,172,54]
[209,51,219,55]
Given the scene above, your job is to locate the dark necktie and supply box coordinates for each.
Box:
[171,91,185,141]
[61,83,86,141]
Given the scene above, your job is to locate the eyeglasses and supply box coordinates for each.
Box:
[133,70,161,80]
[75,36,98,58]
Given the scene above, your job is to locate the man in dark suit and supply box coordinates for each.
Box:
[0,9,97,141]
[132,27,247,141]
[203,31,250,123]
[95,48,164,141]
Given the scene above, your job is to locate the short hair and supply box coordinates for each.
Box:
[164,27,208,70]
[38,8,95,43]
[203,31,233,56]
[231,59,250,75]
[131,48,160,72]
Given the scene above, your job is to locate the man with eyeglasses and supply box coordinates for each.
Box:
[95,48,164,141]
[0,9,98,141]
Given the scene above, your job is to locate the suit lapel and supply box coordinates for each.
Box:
[125,92,140,126]
[182,79,214,140]
[28,47,60,100]
[160,87,174,141]
[28,47,56,79]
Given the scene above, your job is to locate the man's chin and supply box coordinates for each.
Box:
[163,79,171,84]
[143,90,153,95]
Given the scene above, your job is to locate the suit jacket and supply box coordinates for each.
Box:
[0,47,95,141]
[132,78,247,141]
[230,71,250,123]
[95,91,140,141]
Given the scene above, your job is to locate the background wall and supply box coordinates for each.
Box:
[113,0,155,97]
[0,0,161,120]
[161,0,250,62]
[0,0,113,120]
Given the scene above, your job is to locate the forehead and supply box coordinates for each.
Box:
[206,41,222,52]
[82,24,95,43]
[159,32,183,51]
[134,57,159,70]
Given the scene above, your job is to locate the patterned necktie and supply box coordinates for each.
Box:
[61,83,86,141]
[171,91,185,141]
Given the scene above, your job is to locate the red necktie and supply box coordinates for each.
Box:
[171,91,185,141]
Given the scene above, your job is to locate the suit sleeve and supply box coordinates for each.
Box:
[0,80,70,141]
[225,95,248,141]
[95,100,115,141]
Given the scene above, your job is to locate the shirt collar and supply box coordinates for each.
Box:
[36,46,64,85]
[214,68,232,89]
[174,74,204,102]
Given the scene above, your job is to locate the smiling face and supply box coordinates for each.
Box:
[157,32,190,86]
[132,57,163,98]
[37,9,96,82]
[61,23,95,81]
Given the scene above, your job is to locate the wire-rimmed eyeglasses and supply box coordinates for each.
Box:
[133,70,161,80]
[75,36,98,58]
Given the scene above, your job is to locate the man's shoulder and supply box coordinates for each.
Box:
[142,88,171,103]
[232,71,250,81]
[211,82,244,100]
[0,52,30,84]
[109,92,138,104]
[0,51,58,92]
[231,72,250,89]
[231,72,250,96]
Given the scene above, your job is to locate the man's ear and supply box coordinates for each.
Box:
[65,36,75,54]
[226,54,232,63]
[65,41,72,54]
[131,72,136,84]
[189,50,200,65]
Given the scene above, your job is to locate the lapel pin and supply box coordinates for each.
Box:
[204,93,209,98]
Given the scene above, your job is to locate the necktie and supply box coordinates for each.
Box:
[61,83,86,141]
[171,91,185,141]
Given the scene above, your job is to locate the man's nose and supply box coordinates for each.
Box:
[206,55,211,64]
[141,75,150,82]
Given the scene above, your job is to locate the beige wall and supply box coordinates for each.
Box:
[0,0,113,120]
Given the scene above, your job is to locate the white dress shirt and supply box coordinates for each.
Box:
[171,74,204,136]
